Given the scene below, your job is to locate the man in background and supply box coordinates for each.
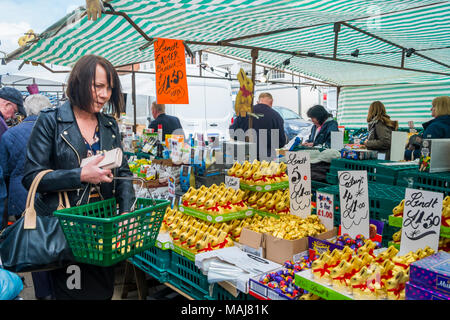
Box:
[230,92,286,160]
[148,101,184,141]
[0,87,27,139]
[0,94,53,300]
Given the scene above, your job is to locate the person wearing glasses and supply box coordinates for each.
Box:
[0,87,27,139]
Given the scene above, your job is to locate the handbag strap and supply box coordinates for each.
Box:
[24,170,52,229]
[57,191,71,210]
[23,170,70,230]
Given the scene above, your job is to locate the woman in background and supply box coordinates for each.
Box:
[364,101,398,160]
[422,96,450,139]
[302,104,338,148]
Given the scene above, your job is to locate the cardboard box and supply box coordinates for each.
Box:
[265,228,338,264]
[238,227,266,258]
[239,227,338,265]
[308,236,344,260]
[406,281,450,300]
[409,251,450,295]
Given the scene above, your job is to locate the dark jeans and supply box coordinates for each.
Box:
[31,271,52,299]
[49,263,115,300]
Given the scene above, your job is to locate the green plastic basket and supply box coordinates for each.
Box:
[54,198,170,267]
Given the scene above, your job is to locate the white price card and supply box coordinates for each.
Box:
[286,151,311,218]
[338,171,370,239]
[399,188,443,255]
[331,131,344,151]
[225,175,240,190]
[316,192,334,231]
[390,131,409,161]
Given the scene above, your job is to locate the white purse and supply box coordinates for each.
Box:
[80,147,123,170]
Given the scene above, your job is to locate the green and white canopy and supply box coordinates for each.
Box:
[8,0,450,86]
[7,0,450,127]
[338,80,450,128]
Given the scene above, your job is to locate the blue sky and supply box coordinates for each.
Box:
[0,0,85,73]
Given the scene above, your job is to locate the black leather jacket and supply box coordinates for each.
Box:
[22,101,135,215]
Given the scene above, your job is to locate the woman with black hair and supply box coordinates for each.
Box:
[303,104,339,148]
[22,55,135,300]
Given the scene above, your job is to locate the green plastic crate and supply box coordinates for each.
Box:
[128,254,170,283]
[329,159,382,183]
[54,198,170,267]
[167,273,209,300]
[138,246,172,270]
[311,180,330,199]
[328,159,418,186]
[381,225,401,247]
[326,172,338,184]
[168,251,210,296]
[397,170,450,196]
[129,246,172,282]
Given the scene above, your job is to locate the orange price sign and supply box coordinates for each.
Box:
[154,38,189,104]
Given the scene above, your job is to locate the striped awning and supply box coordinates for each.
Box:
[337,80,450,128]
[6,0,450,86]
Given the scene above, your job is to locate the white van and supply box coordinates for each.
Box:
[120,72,234,139]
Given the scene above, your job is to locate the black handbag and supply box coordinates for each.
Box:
[0,170,75,272]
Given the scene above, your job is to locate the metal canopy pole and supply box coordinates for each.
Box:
[333,23,341,59]
[202,50,336,86]
[216,1,448,44]
[199,50,202,77]
[132,64,137,133]
[340,21,450,69]
[249,48,259,131]
[336,86,341,118]
[186,40,450,77]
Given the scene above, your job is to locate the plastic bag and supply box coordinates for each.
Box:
[0,268,23,300]
[200,259,249,284]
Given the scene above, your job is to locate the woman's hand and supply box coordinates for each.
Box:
[80,155,113,184]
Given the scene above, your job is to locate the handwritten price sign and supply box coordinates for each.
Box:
[316,192,334,231]
[225,175,240,190]
[338,171,369,238]
[154,38,189,104]
[399,188,443,255]
[286,151,311,218]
